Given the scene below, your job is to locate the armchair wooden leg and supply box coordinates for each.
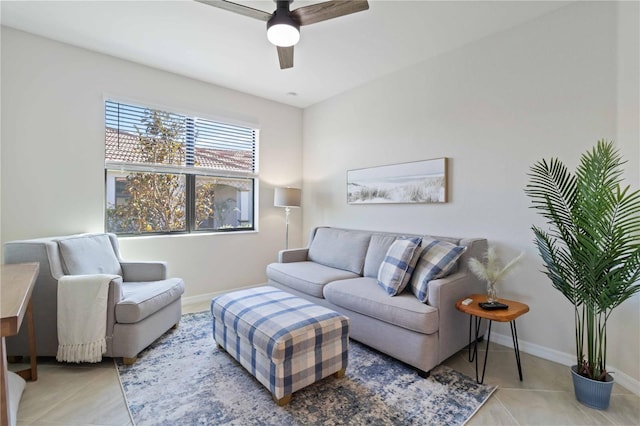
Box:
[274,394,292,406]
[122,357,137,365]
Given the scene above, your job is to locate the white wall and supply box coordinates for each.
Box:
[613,0,640,389]
[1,27,303,299]
[302,1,640,391]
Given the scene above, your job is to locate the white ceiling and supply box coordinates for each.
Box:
[1,0,571,108]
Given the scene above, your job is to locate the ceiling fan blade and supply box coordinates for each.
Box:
[291,0,369,26]
[195,0,271,22]
[277,46,294,69]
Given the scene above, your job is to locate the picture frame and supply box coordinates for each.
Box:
[347,158,448,204]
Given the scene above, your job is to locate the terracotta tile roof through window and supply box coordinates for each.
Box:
[105,128,253,172]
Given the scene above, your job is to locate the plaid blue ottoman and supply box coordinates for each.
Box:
[211,285,349,405]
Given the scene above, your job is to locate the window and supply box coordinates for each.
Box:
[105,100,257,235]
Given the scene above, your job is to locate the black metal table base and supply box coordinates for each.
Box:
[467,315,524,384]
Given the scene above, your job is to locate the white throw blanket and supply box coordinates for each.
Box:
[57,274,117,363]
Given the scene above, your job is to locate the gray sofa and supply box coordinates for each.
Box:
[3,233,184,364]
[266,226,487,375]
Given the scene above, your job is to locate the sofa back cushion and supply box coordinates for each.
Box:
[308,228,371,274]
[363,233,398,278]
[58,234,123,276]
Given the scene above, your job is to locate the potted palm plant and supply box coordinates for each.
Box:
[525,140,640,410]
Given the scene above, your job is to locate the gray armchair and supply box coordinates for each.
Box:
[3,233,184,364]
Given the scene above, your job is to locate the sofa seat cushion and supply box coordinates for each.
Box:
[116,278,185,324]
[323,277,439,335]
[267,261,359,299]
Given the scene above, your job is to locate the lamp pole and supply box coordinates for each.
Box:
[274,187,301,250]
[284,206,291,250]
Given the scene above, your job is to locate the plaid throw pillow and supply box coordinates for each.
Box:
[377,237,421,296]
[410,238,467,303]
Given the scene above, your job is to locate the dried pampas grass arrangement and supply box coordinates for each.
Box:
[468,246,524,286]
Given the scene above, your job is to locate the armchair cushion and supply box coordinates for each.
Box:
[115,278,184,324]
[58,234,122,276]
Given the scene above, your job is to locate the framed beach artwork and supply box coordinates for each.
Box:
[347,158,448,204]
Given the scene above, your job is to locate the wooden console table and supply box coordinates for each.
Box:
[1,263,39,426]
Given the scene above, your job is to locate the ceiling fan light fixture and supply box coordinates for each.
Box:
[267,12,300,47]
[200,0,370,69]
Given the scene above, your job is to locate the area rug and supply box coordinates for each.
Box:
[117,311,496,425]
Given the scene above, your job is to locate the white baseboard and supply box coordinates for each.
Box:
[181,283,262,308]
[491,332,640,396]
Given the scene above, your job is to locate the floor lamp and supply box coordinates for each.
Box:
[274,187,301,250]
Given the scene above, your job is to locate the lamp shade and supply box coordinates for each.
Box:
[274,187,301,208]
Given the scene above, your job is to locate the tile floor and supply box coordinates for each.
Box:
[10,301,640,425]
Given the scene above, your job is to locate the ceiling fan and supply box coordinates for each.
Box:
[196,0,369,69]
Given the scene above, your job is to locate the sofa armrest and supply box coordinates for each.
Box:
[278,248,309,263]
[120,261,168,282]
[427,272,474,309]
[427,271,486,363]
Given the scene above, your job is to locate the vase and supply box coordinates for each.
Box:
[487,282,498,303]
[570,365,614,410]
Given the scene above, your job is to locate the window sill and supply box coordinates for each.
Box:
[115,229,258,240]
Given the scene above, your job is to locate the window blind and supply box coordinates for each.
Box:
[105,100,257,177]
